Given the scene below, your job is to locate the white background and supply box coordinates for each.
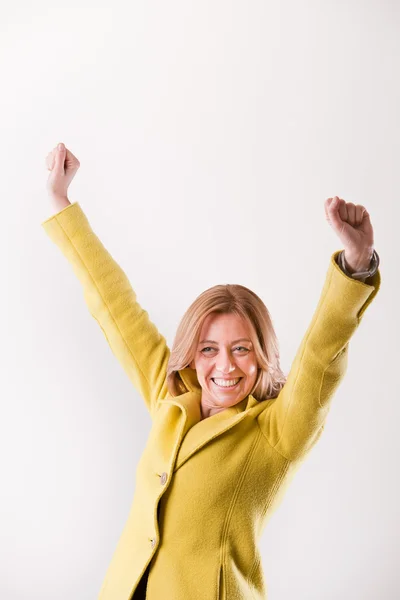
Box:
[1,0,399,598]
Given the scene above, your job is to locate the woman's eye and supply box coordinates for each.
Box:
[200,346,249,354]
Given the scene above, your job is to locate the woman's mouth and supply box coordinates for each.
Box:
[211,377,242,389]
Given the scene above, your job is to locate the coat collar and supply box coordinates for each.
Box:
[157,368,262,469]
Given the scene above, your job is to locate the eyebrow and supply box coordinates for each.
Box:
[199,338,252,345]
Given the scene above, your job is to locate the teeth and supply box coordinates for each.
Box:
[213,378,240,388]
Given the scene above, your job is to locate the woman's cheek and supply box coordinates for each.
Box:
[248,363,258,376]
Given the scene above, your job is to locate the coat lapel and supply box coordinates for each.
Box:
[157,368,261,470]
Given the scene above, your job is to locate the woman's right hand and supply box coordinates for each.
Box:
[45,143,80,203]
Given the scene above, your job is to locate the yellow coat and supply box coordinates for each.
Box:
[42,202,381,600]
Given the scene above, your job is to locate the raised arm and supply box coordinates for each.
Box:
[41,201,169,417]
[257,250,381,462]
[257,197,381,462]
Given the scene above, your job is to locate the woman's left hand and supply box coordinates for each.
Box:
[325,196,375,272]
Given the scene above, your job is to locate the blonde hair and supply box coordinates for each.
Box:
[166,284,287,402]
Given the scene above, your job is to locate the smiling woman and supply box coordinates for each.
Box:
[166,284,288,415]
[42,146,381,600]
[191,313,261,418]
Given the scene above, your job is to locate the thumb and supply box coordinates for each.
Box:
[326,198,351,242]
[328,200,345,232]
[54,143,66,172]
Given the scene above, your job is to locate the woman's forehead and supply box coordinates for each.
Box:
[199,313,252,338]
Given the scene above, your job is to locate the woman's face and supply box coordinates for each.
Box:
[189,312,259,411]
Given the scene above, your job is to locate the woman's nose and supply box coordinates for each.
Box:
[215,357,236,374]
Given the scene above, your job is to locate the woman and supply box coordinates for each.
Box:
[43,143,381,599]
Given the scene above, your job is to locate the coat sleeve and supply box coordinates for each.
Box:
[257,250,381,462]
[41,202,170,416]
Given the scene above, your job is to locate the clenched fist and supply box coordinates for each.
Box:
[45,143,80,202]
[325,196,375,272]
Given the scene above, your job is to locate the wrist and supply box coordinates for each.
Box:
[50,195,71,211]
[343,248,374,273]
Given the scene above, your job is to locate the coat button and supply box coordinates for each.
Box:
[160,472,167,485]
[150,537,156,548]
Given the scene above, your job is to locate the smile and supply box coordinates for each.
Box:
[212,377,242,389]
